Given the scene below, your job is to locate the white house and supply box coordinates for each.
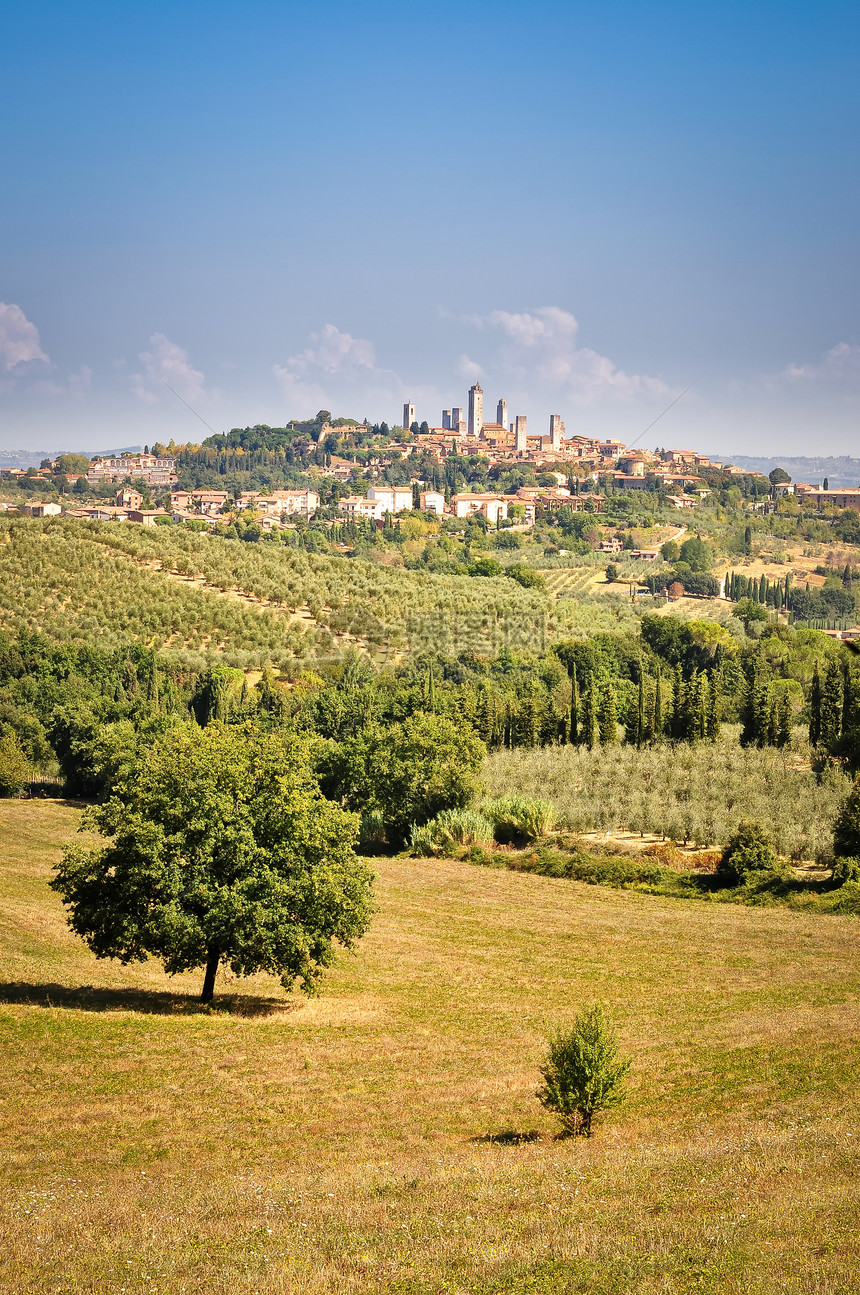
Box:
[451,492,509,524]
[338,495,385,522]
[367,485,414,513]
[419,490,445,515]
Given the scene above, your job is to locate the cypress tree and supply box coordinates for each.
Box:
[842,658,853,735]
[644,680,656,743]
[821,657,844,749]
[776,690,792,748]
[568,663,579,745]
[670,664,685,740]
[636,670,646,748]
[707,671,721,740]
[540,692,559,746]
[740,659,760,747]
[582,678,598,750]
[599,682,618,745]
[147,659,160,710]
[654,669,663,738]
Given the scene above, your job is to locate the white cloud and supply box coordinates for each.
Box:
[131,333,206,404]
[781,342,860,384]
[467,307,671,404]
[273,323,376,392]
[273,323,405,415]
[0,303,49,371]
[455,353,484,381]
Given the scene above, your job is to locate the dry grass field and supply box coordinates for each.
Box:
[2,800,860,1293]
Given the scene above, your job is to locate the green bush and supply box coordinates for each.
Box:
[0,732,31,797]
[506,564,546,591]
[537,1003,631,1137]
[408,808,495,856]
[831,855,860,886]
[517,851,667,888]
[833,775,860,866]
[481,794,555,844]
[718,819,781,884]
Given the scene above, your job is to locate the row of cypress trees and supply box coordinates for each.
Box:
[727,570,792,608]
[458,662,720,751]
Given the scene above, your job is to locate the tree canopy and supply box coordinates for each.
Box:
[52,723,375,1001]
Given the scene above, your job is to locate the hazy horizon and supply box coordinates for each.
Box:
[2,1,858,455]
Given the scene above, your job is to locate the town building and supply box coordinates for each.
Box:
[514,415,528,453]
[19,501,62,517]
[403,401,416,429]
[338,495,384,522]
[367,485,414,512]
[419,490,445,515]
[548,414,564,452]
[86,453,177,486]
[802,489,860,512]
[467,383,483,438]
[451,492,508,524]
[127,510,170,526]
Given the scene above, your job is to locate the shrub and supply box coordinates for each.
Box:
[718,819,780,884]
[537,1003,631,1137]
[833,775,860,864]
[481,794,556,844]
[408,808,495,856]
[0,732,31,797]
[506,564,546,591]
[359,807,387,848]
[832,856,860,886]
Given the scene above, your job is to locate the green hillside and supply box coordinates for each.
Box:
[0,517,639,668]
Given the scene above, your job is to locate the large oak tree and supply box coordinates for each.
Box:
[52,723,374,1001]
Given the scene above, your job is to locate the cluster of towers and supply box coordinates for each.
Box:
[404,384,565,454]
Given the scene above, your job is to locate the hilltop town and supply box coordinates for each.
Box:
[3,381,857,533]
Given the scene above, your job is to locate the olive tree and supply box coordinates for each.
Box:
[51,723,375,1002]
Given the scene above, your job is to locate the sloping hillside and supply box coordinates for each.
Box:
[2,799,860,1293]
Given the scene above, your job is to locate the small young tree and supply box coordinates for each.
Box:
[537,1003,631,1137]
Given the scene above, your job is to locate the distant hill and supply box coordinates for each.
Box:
[0,445,143,469]
[0,450,50,469]
[712,454,860,488]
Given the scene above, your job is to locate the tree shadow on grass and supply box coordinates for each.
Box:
[0,981,292,1018]
[471,1130,543,1146]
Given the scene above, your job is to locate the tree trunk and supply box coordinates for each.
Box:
[201,948,220,1003]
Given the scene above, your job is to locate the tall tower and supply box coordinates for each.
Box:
[549,414,564,451]
[403,401,416,430]
[442,410,452,430]
[468,383,484,438]
[515,415,528,453]
[497,397,507,432]
[451,406,465,433]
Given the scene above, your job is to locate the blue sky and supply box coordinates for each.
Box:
[1,0,858,454]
